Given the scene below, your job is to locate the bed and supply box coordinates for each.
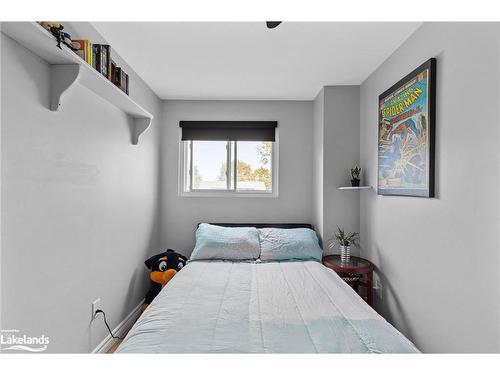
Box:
[117,224,418,353]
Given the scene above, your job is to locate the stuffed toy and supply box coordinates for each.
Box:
[142,249,187,310]
[38,22,80,51]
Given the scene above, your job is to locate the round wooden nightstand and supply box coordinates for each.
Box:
[322,255,374,306]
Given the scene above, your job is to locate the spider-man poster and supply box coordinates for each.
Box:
[378,58,436,197]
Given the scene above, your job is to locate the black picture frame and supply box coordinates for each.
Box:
[377,58,436,198]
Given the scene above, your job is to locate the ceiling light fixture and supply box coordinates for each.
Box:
[266,21,282,29]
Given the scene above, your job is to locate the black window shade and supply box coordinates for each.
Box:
[180,121,277,141]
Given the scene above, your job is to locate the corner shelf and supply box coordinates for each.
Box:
[1,22,153,145]
[337,186,372,190]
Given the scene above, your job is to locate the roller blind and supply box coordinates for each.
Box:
[180,121,277,141]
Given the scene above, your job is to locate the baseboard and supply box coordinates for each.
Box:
[91,299,144,354]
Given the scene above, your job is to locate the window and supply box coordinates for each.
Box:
[180,140,276,195]
[179,120,278,196]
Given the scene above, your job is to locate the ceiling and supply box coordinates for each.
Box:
[93,22,421,100]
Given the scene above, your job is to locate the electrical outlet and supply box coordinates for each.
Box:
[91,298,101,320]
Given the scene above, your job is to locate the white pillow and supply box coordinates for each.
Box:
[258,227,323,261]
[190,223,261,261]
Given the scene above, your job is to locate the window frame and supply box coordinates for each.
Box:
[178,131,279,198]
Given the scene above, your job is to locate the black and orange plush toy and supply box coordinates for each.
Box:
[142,249,187,310]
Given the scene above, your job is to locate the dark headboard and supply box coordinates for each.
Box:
[200,223,314,230]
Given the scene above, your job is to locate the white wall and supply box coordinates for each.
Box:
[0,29,161,352]
[359,22,500,353]
[160,100,314,255]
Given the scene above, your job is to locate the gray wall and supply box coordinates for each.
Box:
[359,22,500,353]
[160,100,314,255]
[312,87,360,250]
[312,89,324,240]
[0,30,162,352]
[0,26,3,333]
[323,87,360,252]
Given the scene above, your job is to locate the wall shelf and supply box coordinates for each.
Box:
[337,186,372,190]
[1,22,153,145]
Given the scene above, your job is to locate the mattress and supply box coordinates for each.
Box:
[117,260,419,353]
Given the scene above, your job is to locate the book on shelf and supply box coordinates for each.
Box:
[100,45,112,80]
[68,37,129,95]
[41,25,128,94]
[114,66,122,90]
[112,64,121,87]
[79,40,92,66]
[73,42,113,79]
[111,62,130,95]
[87,41,93,67]
[92,44,99,71]
[111,59,117,82]
[73,39,89,63]
[120,69,127,93]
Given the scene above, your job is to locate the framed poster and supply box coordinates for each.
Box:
[378,58,436,197]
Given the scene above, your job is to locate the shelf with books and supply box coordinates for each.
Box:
[1,21,152,145]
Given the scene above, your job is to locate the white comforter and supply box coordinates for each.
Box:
[117,260,418,353]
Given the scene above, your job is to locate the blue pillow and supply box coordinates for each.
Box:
[190,223,261,261]
[258,227,323,261]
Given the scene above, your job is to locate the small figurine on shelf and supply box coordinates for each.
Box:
[38,22,80,51]
[49,23,79,51]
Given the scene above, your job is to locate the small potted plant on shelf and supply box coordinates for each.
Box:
[350,166,361,187]
[328,226,359,263]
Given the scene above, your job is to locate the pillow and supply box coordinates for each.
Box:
[258,227,323,261]
[190,223,261,261]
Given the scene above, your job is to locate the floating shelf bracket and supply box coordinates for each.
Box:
[132,117,153,145]
[50,64,81,111]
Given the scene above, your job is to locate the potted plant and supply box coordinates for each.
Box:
[328,226,359,263]
[350,166,361,186]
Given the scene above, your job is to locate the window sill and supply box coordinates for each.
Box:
[179,191,278,198]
